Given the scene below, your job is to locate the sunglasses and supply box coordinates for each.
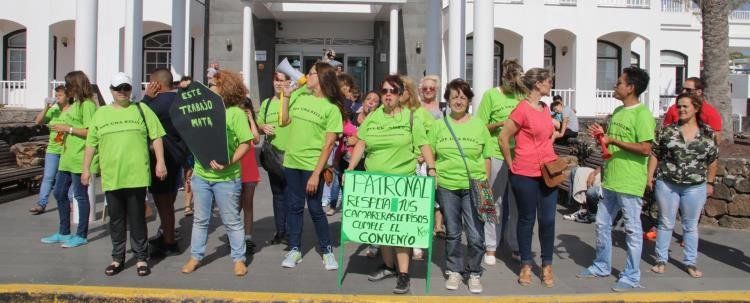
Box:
[421,87,436,92]
[110,84,132,92]
[380,88,401,95]
[682,88,697,92]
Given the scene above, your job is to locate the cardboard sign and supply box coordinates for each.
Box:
[170,82,229,167]
[337,170,435,292]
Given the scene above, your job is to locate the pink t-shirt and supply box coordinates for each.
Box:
[509,101,558,177]
[336,120,359,160]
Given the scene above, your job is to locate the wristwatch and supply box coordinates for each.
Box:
[68,127,74,134]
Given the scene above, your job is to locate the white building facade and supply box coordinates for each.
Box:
[2,0,750,118]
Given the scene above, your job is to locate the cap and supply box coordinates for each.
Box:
[110,72,132,87]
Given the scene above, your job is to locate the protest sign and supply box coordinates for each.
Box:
[170,82,229,167]
[337,170,435,292]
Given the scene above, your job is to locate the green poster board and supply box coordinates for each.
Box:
[337,170,435,293]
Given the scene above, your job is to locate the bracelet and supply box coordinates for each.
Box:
[427,167,436,171]
[68,127,73,134]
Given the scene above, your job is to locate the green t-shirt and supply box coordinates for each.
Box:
[44,105,64,155]
[86,103,166,191]
[602,103,656,197]
[258,97,288,151]
[58,99,97,173]
[282,93,343,171]
[429,117,495,190]
[476,87,522,159]
[358,107,428,175]
[194,106,254,182]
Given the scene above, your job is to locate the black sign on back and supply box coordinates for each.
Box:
[170,82,229,168]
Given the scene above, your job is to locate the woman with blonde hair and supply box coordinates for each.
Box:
[181,69,253,276]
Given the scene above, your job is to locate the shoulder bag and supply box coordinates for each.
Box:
[442,115,498,224]
[258,98,286,180]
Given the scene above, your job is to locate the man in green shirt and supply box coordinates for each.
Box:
[578,67,655,292]
[82,72,167,277]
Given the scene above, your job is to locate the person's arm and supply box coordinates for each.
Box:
[80,146,97,186]
[647,154,658,191]
[588,123,651,156]
[151,137,168,180]
[247,111,260,145]
[346,140,366,170]
[560,116,569,133]
[705,159,717,195]
[499,119,520,168]
[485,158,492,181]
[209,141,250,170]
[35,105,51,125]
[306,133,338,195]
[420,144,436,173]
[50,124,88,138]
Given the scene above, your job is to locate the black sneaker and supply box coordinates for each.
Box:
[245,240,256,255]
[393,273,410,294]
[367,264,397,282]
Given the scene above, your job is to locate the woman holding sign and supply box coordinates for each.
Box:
[429,79,495,294]
[181,70,253,277]
[347,75,436,294]
[278,62,344,272]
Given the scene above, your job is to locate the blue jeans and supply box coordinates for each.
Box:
[190,176,246,263]
[654,180,706,266]
[510,173,557,265]
[587,188,643,286]
[438,187,485,276]
[53,171,89,238]
[268,163,287,235]
[37,153,60,208]
[284,167,332,252]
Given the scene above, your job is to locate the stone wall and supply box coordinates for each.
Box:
[704,158,750,229]
[0,109,47,146]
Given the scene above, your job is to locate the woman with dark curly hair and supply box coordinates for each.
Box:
[181,69,254,277]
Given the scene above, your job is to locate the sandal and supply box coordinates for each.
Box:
[686,265,703,278]
[650,261,666,274]
[136,263,151,276]
[105,262,124,276]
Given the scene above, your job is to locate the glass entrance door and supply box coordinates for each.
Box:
[346,56,369,94]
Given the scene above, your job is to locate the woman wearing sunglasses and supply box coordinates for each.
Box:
[41,71,97,249]
[181,70,254,276]
[278,62,345,271]
[347,75,436,294]
[82,72,167,277]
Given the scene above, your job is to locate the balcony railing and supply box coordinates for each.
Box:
[661,0,698,13]
[1,80,26,108]
[730,10,750,23]
[545,0,577,5]
[597,0,650,9]
[494,0,523,3]
[541,89,576,108]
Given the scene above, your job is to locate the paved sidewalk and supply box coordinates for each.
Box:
[1,170,749,297]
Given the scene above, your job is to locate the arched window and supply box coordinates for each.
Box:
[631,51,641,68]
[596,40,621,90]
[544,40,556,87]
[143,30,171,82]
[3,29,26,81]
[466,37,504,87]
[661,50,688,95]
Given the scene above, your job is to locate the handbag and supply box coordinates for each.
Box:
[258,98,286,180]
[442,116,498,224]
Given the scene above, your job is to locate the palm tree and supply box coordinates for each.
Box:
[700,0,733,144]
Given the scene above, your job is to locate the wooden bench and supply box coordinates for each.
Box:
[555,141,603,194]
[0,140,45,192]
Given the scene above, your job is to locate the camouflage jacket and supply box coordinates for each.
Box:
[653,123,718,184]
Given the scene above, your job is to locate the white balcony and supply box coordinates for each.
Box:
[661,0,698,13]
[494,0,523,4]
[1,81,26,108]
[597,0,650,9]
[730,10,750,24]
[541,89,576,107]
[545,0,577,6]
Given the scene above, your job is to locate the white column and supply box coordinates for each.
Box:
[425,0,441,76]
[448,0,465,80]
[75,0,98,81]
[389,5,399,74]
[521,30,545,71]
[170,0,186,78]
[124,0,143,99]
[472,0,493,110]
[25,24,52,109]
[184,0,192,76]
[645,39,661,115]
[242,0,260,101]
[574,34,597,116]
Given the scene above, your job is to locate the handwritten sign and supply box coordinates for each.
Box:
[170,82,228,168]
[341,171,435,247]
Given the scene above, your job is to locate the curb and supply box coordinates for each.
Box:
[1,284,749,302]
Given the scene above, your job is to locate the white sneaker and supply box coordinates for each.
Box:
[468,274,483,294]
[445,271,462,290]
[281,248,302,268]
[563,209,584,221]
[484,254,496,266]
[323,252,339,270]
